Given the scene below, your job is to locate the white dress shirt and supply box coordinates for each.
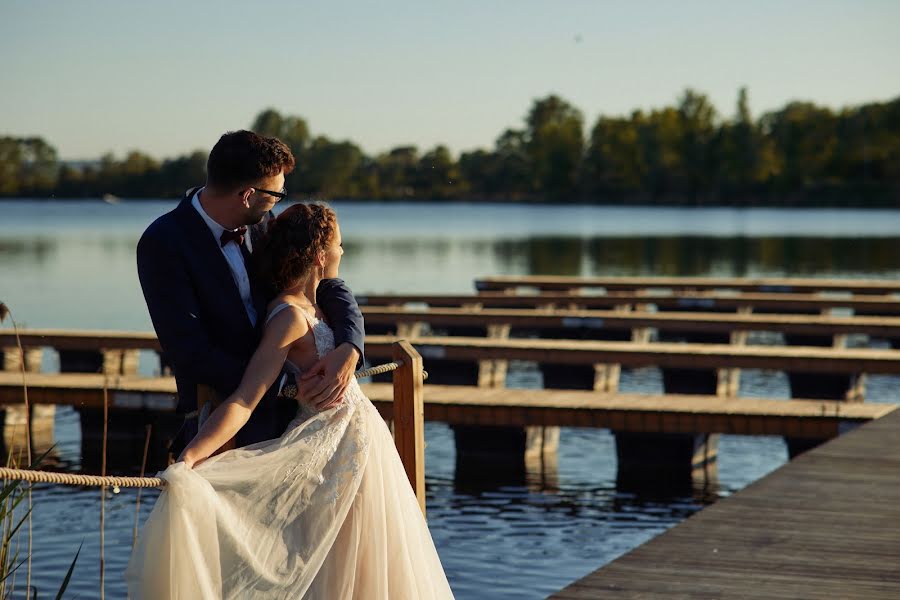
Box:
[191,189,258,327]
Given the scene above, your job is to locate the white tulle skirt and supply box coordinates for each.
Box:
[126,390,454,599]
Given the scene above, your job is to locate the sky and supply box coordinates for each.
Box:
[2,0,899,161]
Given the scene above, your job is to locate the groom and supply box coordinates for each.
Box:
[137,130,365,456]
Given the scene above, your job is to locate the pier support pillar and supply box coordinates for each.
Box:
[425,318,558,488]
[60,350,173,472]
[622,320,725,492]
[1,347,54,461]
[783,310,860,457]
[58,348,140,376]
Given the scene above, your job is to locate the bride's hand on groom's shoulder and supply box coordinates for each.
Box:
[299,343,359,410]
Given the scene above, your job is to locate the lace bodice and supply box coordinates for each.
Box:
[261,302,371,507]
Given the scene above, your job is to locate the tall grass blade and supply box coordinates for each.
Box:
[54,541,83,600]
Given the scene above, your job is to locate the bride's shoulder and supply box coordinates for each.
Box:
[265,296,314,328]
[263,304,311,344]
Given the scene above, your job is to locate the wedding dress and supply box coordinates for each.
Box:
[126,303,455,599]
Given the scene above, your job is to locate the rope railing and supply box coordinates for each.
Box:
[0,468,163,490]
[0,359,420,491]
[355,361,404,379]
[354,361,428,380]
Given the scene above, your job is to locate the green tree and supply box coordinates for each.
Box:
[762,101,838,189]
[458,149,496,197]
[299,136,366,197]
[415,145,460,198]
[251,108,311,154]
[584,114,644,195]
[719,88,779,192]
[524,95,584,199]
[0,137,24,195]
[0,137,59,196]
[635,107,683,198]
[829,98,900,186]
[376,146,419,198]
[493,128,531,198]
[677,89,718,200]
[158,150,207,196]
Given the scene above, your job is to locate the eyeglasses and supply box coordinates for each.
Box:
[252,186,288,201]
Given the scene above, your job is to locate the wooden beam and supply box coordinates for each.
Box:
[356,291,900,314]
[365,335,900,374]
[475,275,900,294]
[0,329,161,351]
[362,306,900,337]
[367,384,893,437]
[2,373,890,439]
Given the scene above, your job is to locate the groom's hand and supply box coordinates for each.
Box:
[299,343,360,410]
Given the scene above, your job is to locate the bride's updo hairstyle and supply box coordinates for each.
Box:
[254,203,337,295]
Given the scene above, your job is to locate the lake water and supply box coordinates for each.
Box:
[2,199,900,599]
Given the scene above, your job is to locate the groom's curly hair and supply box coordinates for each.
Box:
[254,203,337,295]
[206,130,295,191]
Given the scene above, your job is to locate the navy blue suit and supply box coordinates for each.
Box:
[136,191,365,453]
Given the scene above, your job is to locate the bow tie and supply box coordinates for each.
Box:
[220,227,248,248]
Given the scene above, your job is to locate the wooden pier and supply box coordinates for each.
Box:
[363,335,900,375]
[0,373,892,440]
[5,274,900,489]
[475,274,900,295]
[362,306,900,337]
[548,405,900,599]
[358,290,900,314]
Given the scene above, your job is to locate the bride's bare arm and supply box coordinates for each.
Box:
[179,309,309,467]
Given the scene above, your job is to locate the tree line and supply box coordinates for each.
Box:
[2,88,899,205]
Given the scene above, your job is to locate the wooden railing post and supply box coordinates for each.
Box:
[392,341,426,516]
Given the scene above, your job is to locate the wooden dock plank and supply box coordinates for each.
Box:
[547,407,900,599]
[0,329,161,351]
[476,275,900,295]
[0,373,892,438]
[362,306,900,337]
[10,328,900,376]
[357,290,900,313]
[365,335,900,374]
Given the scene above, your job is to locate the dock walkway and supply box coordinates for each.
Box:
[549,406,900,599]
[0,373,893,439]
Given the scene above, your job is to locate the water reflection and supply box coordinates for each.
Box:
[0,238,57,265]
[490,235,900,278]
[3,200,900,599]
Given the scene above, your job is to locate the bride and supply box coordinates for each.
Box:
[126,203,454,599]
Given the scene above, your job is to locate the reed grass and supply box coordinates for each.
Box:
[99,382,108,600]
[133,425,152,548]
[0,302,78,599]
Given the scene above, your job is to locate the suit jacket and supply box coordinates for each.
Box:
[136,191,365,452]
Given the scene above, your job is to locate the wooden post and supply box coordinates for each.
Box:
[478,323,510,388]
[100,349,141,376]
[830,311,866,402]
[392,341,426,516]
[592,303,631,393]
[1,346,51,461]
[717,306,752,398]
